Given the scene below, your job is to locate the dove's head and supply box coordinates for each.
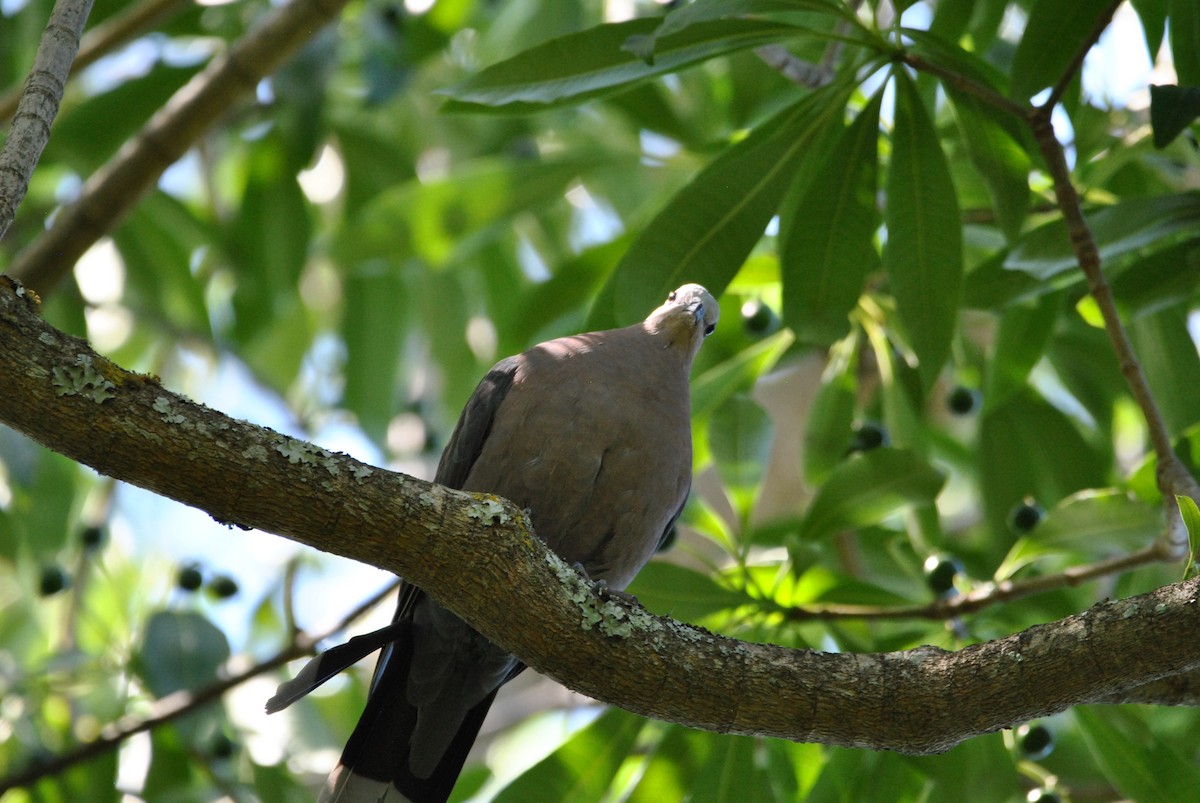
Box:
[644,283,719,361]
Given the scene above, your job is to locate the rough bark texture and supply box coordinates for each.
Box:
[2,276,1200,753]
[0,0,95,239]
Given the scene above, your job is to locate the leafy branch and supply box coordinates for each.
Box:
[6,0,352,293]
[0,576,400,794]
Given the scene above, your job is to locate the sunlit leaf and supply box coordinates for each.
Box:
[803,336,858,485]
[440,18,809,112]
[594,79,853,329]
[710,395,773,518]
[691,329,796,418]
[492,708,644,802]
[798,448,945,540]
[628,562,754,621]
[996,490,1162,579]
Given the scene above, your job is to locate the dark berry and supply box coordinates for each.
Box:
[1009,498,1045,533]
[740,299,779,337]
[209,733,236,759]
[1026,789,1059,803]
[924,554,963,596]
[1016,722,1055,760]
[947,385,980,415]
[849,422,889,453]
[38,564,70,597]
[177,563,204,592]
[80,525,105,550]
[208,575,239,599]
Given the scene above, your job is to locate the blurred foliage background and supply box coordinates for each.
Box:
[2,0,1200,800]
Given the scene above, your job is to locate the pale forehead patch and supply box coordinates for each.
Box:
[667,283,719,329]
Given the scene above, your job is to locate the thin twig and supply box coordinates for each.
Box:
[899,51,1026,119]
[0,577,401,794]
[0,0,95,240]
[1039,0,1122,111]
[785,542,1166,622]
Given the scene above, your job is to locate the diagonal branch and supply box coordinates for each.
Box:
[8,0,351,294]
[3,276,1200,756]
[0,0,95,240]
[1038,0,1122,112]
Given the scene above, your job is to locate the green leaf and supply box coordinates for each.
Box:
[440,17,810,112]
[1005,192,1200,280]
[780,91,881,344]
[335,156,600,269]
[983,291,1062,413]
[1076,706,1200,801]
[44,65,199,171]
[627,562,753,621]
[1150,83,1200,148]
[341,264,409,444]
[493,708,645,802]
[1009,0,1116,101]
[945,88,1031,242]
[978,390,1111,538]
[1128,303,1200,436]
[1109,238,1200,315]
[629,0,866,63]
[710,395,774,517]
[593,79,853,329]
[1130,0,1167,58]
[797,448,945,540]
[884,70,963,390]
[1178,494,1200,575]
[899,27,1010,94]
[226,135,313,346]
[689,733,772,803]
[1169,0,1200,85]
[136,611,231,698]
[996,490,1162,579]
[802,337,858,485]
[650,0,851,43]
[112,193,213,338]
[691,329,796,418]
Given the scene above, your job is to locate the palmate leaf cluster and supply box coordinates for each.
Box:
[1,0,1200,800]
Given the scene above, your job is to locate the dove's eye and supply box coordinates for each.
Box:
[668,290,677,302]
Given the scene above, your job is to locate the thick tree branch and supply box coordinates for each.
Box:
[0,0,94,240]
[3,277,1200,756]
[8,0,351,294]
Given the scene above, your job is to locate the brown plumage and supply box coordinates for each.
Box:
[272,284,719,803]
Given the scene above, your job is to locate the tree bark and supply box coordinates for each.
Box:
[2,275,1199,754]
[0,0,95,239]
